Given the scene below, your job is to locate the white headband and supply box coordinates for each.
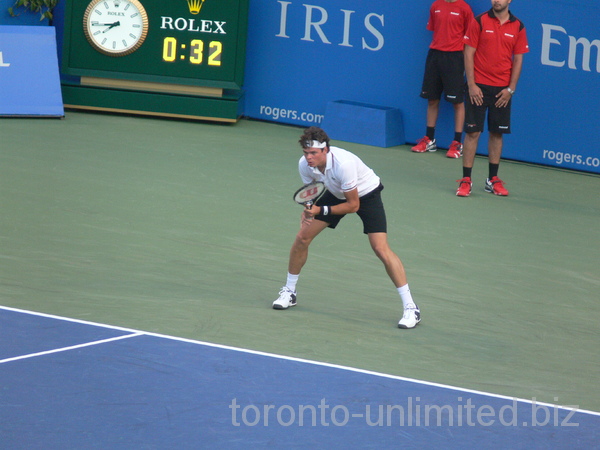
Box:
[306,140,327,148]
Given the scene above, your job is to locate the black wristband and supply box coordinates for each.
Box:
[322,205,329,216]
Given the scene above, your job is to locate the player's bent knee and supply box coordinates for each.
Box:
[371,243,391,261]
[294,232,314,249]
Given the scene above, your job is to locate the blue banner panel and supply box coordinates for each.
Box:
[0,25,64,116]
[242,0,600,173]
[512,0,600,173]
[244,1,421,130]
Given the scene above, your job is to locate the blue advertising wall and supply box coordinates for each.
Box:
[0,25,63,116]
[243,0,600,174]
[1,0,598,172]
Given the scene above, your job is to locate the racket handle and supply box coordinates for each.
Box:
[305,200,313,210]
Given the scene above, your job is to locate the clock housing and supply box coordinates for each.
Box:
[83,0,149,57]
[62,0,249,90]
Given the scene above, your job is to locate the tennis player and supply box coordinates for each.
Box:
[273,127,420,329]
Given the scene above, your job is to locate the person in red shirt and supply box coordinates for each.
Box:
[412,0,474,158]
[456,0,529,197]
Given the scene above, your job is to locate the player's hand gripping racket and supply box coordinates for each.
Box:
[293,181,325,210]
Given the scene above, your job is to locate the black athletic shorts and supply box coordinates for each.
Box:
[315,184,387,234]
[419,49,465,104]
[465,83,512,134]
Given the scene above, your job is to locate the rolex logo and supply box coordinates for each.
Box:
[187,0,205,15]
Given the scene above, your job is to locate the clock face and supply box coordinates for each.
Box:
[83,0,149,57]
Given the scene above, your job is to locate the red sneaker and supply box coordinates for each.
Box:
[456,177,472,197]
[411,136,437,153]
[485,177,509,196]
[446,141,463,158]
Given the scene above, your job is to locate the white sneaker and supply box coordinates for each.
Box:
[398,306,421,329]
[272,287,297,310]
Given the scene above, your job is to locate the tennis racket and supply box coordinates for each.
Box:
[292,181,326,209]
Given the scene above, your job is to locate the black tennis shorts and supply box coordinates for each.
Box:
[315,184,387,234]
[465,83,512,134]
[419,49,465,104]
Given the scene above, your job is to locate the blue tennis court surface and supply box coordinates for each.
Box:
[1,306,598,448]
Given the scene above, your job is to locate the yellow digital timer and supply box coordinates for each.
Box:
[162,37,222,65]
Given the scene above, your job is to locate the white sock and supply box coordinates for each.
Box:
[286,273,299,292]
[397,284,416,309]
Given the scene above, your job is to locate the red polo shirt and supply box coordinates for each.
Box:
[464,9,529,86]
[427,0,474,52]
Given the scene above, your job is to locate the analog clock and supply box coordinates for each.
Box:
[83,0,149,57]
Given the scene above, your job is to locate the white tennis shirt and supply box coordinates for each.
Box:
[299,146,381,200]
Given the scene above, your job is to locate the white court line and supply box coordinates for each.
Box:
[1,304,599,417]
[0,332,143,364]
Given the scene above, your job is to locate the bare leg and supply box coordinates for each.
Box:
[453,102,465,136]
[462,131,481,169]
[288,218,329,275]
[488,132,503,164]
[368,232,407,288]
[426,99,440,129]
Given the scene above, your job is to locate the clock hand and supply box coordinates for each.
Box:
[101,21,121,33]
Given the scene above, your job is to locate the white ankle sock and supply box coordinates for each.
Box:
[286,273,299,292]
[397,284,416,309]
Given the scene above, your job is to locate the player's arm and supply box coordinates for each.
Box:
[340,188,360,213]
[337,188,360,214]
[495,53,524,107]
[464,44,483,106]
[312,188,359,217]
[508,53,524,94]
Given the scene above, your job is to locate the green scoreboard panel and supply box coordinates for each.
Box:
[61,0,248,121]
[62,0,249,91]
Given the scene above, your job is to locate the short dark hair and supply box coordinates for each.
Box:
[299,127,330,149]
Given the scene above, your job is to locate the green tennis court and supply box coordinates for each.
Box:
[1,111,598,413]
